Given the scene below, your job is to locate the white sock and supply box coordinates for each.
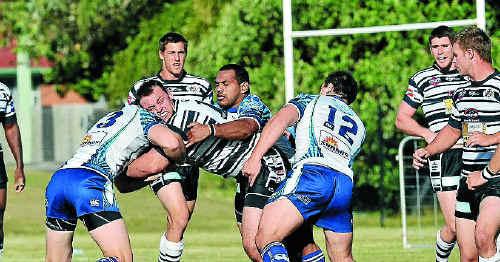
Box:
[158,233,184,262]
[436,230,455,262]
[478,252,500,262]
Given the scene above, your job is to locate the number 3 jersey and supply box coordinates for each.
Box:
[62,105,162,181]
[288,94,365,179]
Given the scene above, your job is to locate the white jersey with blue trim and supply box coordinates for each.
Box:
[289,94,365,179]
[62,104,162,181]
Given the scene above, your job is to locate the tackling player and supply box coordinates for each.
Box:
[395,25,469,261]
[243,71,365,262]
[44,104,185,262]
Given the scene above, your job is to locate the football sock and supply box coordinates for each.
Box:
[436,230,455,262]
[95,257,119,262]
[302,249,325,262]
[261,241,289,262]
[479,252,500,262]
[158,233,184,262]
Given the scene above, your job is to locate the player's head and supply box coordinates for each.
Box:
[158,32,188,80]
[428,26,455,70]
[453,26,492,77]
[320,71,358,105]
[215,64,250,108]
[135,79,175,122]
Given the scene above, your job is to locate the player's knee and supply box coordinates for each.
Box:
[442,223,456,237]
[475,227,495,251]
[169,211,189,231]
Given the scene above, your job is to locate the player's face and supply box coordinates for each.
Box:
[215,70,246,108]
[452,42,472,77]
[139,86,175,122]
[159,42,186,80]
[430,37,453,70]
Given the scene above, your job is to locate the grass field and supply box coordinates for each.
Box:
[1,166,460,261]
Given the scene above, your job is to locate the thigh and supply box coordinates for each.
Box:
[477,196,500,238]
[258,198,304,244]
[456,217,478,259]
[436,190,457,227]
[156,182,188,215]
[89,219,132,261]
[323,230,353,262]
[45,228,74,262]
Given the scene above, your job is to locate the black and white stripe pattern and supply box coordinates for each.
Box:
[449,71,499,176]
[404,64,469,133]
[170,100,260,178]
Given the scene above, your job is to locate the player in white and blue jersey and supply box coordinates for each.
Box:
[243,71,365,262]
[186,64,321,261]
[413,26,499,262]
[44,104,184,262]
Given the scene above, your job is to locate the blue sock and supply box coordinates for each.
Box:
[302,249,325,262]
[261,241,289,262]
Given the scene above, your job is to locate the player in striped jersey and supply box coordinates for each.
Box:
[396,26,469,261]
[44,104,185,262]
[127,32,212,261]
[244,71,365,262]
[413,26,499,262]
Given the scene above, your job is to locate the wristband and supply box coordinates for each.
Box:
[208,124,216,136]
[481,166,496,180]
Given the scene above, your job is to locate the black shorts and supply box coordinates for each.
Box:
[150,165,199,201]
[46,211,122,232]
[455,176,500,221]
[0,152,7,189]
[234,147,289,223]
[427,148,462,192]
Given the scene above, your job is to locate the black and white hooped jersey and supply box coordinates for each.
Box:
[0,82,17,151]
[448,71,499,176]
[62,105,162,181]
[128,71,212,106]
[289,94,366,180]
[403,64,469,133]
[170,100,262,178]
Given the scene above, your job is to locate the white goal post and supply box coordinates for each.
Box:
[282,0,486,101]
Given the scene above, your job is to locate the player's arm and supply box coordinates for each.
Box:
[3,119,25,192]
[148,124,186,161]
[395,101,436,143]
[413,124,460,169]
[483,146,500,178]
[126,147,171,178]
[242,105,299,186]
[187,118,258,145]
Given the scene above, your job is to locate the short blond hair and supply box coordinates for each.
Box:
[455,26,492,63]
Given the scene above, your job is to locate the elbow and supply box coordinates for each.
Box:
[395,114,405,130]
[165,136,185,161]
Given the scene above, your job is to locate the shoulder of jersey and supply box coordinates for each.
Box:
[410,66,437,82]
[183,74,211,87]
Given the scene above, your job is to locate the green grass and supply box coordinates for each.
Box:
[1,167,459,261]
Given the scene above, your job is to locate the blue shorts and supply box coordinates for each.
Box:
[271,164,353,233]
[45,168,119,224]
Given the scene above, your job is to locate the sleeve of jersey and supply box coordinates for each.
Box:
[237,96,270,129]
[402,78,423,109]
[0,85,16,125]
[286,93,316,120]
[447,95,462,129]
[138,108,162,135]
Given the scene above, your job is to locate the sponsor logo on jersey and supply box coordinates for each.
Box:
[463,108,479,121]
[445,76,460,82]
[187,85,200,92]
[484,88,495,98]
[429,76,440,87]
[320,132,349,159]
[80,132,107,146]
[90,199,100,207]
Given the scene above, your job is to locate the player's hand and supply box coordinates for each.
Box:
[242,156,262,187]
[466,171,487,190]
[186,122,210,147]
[412,148,430,170]
[466,132,495,147]
[14,167,25,192]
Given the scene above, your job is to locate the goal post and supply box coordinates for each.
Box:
[282,0,486,101]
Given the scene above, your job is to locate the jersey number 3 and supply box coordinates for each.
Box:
[324,106,358,145]
[97,111,123,128]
